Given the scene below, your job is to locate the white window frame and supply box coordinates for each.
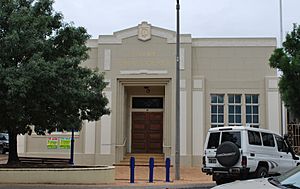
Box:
[228,94,242,126]
[210,94,224,128]
[245,94,259,128]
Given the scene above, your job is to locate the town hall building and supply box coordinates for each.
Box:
[18,22,281,166]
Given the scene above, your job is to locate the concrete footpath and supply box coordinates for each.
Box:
[113,166,215,188]
[0,155,215,188]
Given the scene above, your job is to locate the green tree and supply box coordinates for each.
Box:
[0,0,109,164]
[269,24,300,119]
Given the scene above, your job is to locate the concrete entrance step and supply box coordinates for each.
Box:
[123,153,164,159]
[115,162,167,167]
[114,153,169,167]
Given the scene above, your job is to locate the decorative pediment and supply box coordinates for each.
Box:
[98,21,191,44]
[138,22,151,41]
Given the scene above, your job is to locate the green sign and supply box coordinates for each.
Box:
[47,137,58,149]
[59,137,71,149]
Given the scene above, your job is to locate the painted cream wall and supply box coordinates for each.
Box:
[19,23,280,167]
[96,24,182,166]
[179,43,193,165]
[192,78,205,165]
[265,77,281,135]
[192,43,277,133]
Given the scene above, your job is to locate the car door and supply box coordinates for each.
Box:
[204,132,220,167]
[275,135,296,173]
[260,132,281,174]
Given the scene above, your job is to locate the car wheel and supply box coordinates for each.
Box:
[216,141,240,167]
[256,166,268,178]
[215,177,234,185]
[215,178,225,185]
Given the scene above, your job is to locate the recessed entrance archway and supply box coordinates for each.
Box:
[115,78,172,161]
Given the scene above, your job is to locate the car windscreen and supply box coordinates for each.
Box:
[276,166,300,188]
[207,132,220,149]
[221,131,241,148]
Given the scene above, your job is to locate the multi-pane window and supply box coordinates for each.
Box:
[132,97,163,109]
[211,94,224,128]
[228,94,242,126]
[210,93,260,128]
[245,94,259,128]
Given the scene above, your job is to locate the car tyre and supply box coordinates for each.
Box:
[256,166,268,178]
[215,178,225,185]
[215,177,234,185]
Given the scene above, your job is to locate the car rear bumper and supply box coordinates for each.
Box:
[202,167,249,175]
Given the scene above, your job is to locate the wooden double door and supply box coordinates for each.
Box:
[131,112,163,153]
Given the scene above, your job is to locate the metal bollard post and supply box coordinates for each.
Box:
[69,128,75,165]
[149,157,154,183]
[166,157,171,182]
[130,157,135,183]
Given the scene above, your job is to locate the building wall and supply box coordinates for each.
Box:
[19,22,280,167]
[192,44,276,131]
[189,40,279,165]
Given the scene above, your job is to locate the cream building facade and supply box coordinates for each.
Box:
[18,22,281,166]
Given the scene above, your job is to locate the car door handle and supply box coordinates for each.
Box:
[280,155,283,158]
[250,153,255,157]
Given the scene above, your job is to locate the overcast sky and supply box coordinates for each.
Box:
[53,0,300,45]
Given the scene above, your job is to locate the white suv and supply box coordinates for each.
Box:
[202,126,300,185]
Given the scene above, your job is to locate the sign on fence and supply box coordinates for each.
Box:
[47,137,58,149]
[59,137,71,149]
[47,137,71,149]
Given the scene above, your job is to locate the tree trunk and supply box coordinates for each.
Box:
[7,128,19,165]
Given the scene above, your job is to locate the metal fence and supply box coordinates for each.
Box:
[287,124,300,155]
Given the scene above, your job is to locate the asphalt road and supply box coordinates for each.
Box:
[0,184,215,189]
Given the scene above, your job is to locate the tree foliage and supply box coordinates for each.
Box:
[0,0,109,164]
[269,24,300,119]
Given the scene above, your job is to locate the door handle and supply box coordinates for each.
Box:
[250,153,255,157]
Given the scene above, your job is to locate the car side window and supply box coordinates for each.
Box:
[248,130,262,145]
[261,132,275,147]
[207,132,220,149]
[275,135,289,152]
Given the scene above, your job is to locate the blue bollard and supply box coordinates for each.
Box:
[149,157,154,183]
[165,157,171,182]
[130,157,135,183]
[69,128,75,165]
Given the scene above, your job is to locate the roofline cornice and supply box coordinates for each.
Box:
[192,37,277,47]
